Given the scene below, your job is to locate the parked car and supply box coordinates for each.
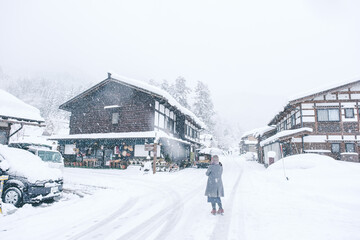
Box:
[0,144,63,207]
[28,147,64,172]
[9,142,64,172]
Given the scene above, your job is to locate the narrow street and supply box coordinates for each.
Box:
[0,155,246,240]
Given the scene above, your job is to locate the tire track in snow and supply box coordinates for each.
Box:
[117,184,204,240]
[66,168,204,240]
[66,197,138,240]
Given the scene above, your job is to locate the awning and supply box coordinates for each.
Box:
[260,127,313,147]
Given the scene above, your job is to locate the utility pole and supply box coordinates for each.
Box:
[153,142,157,174]
[152,131,159,174]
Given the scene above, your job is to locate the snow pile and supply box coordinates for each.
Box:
[0,89,44,122]
[268,153,336,170]
[239,154,360,240]
[0,144,62,182]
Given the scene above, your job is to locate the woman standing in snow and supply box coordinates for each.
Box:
[205,155,224,215]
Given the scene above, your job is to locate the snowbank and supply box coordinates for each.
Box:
[0,144,62,182]
[0,89,44,122]
[239,154,360,240]
[268,153,337,170]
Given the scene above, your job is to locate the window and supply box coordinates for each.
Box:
[155,101,159,110]
[0,130,7,145]
[345,143,355,152]
[291,114,296,127]
[159,114,165,128]
[159,104,165,113]
[345,108,354,118]
[154,112,159,126]
[331,143,340,153]
[317,108,340,122]
[282,121,287,130]
[112,112,119,124]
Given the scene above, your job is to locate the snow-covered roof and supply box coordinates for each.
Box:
[0,89,44,123]
[288,78,360,104]
[110,73,206,129]
[60,73,206,129]
[49,130,192,145]
[244,140,258,145]
[198,147,223,155]
[260,127,313,147]
[9,136,55,149]
[304,149,331,153]
[269,78,360,125]
[241,125,276,139]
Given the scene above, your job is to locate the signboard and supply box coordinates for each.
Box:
[144,144,155,151]
[0,175,9,214]
[64,144,76,155]
[0,175,8,181]
[135,145,149,157]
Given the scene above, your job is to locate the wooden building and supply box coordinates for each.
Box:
[52,73,204,168]
[239,126,276,163]
[239,134,257,154]
[260,80,360,165]
[0,89,45,145]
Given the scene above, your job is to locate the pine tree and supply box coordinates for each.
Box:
[161,79,170,93]
[193,81,215,132]
[169,76,191,109]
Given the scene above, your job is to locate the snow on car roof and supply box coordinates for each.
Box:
[0,144,62,182]
[0,89,44,122]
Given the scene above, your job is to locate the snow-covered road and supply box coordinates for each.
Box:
[1,154,360,240]
[0,155,246,240]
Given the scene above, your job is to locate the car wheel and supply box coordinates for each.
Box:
[3,187,23,207]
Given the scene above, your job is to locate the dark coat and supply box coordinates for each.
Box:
[204,164,224,197]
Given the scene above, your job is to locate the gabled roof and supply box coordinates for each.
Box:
[288,79,360,105]
[241,125,276,139]
[0,89,44,125]
[260,127,313,147]
[269,79,360,125]
[59,73,206,129]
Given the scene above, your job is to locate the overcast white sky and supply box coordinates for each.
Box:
[1,0,360,133]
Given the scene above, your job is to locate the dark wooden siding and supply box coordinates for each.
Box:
[69,82,155,134]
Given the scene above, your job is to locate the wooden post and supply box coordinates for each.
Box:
[153,143,157,174]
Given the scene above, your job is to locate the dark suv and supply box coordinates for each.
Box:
[0,144,63,207]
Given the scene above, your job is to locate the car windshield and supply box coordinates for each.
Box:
[37,151,62,163]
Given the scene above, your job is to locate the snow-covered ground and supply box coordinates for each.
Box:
[1,154,360,240]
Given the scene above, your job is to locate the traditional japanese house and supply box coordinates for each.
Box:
[0,89,45,145]
[51,73,204,168]
[260,80,360,165]
[239,126,276,163]
[239,134,258,154]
